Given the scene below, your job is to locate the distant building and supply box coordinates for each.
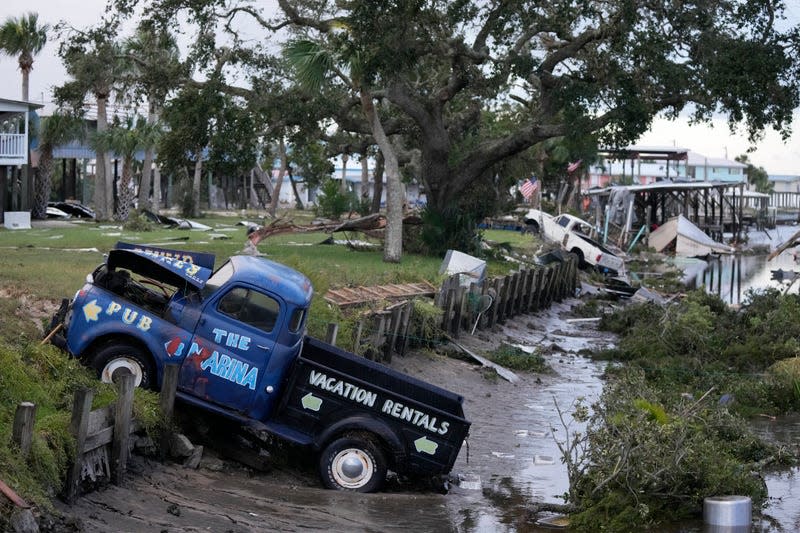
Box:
[768,174,800,193]
[1,97,44,223]
[584,145,747,189]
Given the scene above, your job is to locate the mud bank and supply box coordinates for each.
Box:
[54,299,614,532]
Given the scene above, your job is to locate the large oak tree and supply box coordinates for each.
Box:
[117,0,799,238]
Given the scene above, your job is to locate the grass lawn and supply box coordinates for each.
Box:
[0,213,542,341]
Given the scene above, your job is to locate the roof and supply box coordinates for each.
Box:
[0,97,44,111]
[586,181,743,195]
[228,255,313,307]
[768,174,800,182]
[686,152,747,168]
[599,145,690,161]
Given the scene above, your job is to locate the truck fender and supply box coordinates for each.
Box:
[77,328,166,384]
[313,414,406,469]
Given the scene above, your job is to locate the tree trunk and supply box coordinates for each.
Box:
[94,96,110,220]
[21,68,30,102]
[360,91,402,263]
[138,104,158,210]
[116,158,135,221]
[340,152,349,194]
[269,138,287,216]
[32,147,53,219]
[360,156,369,208]
[370,151,384,214]
[288,169,304,209]
[152,165,162,212]
[192,150,203,217]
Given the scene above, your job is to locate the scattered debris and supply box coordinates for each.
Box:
[649,215,734,256]
[447,337,520,383]
[49,201,95,219]
[324,281,437,307]
[0,477,30,508]
[457,474,482,490]
[46,206,70,219]
[439,249,487,287]
[491,452,515,459]
[534,455,555,465]
[767,228,800,261]
[630,286,667,305]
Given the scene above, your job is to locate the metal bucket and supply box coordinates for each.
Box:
[704,495,751,532]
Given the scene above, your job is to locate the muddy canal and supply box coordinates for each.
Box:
[55,299,798,532]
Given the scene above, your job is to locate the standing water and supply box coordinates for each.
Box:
[682,225,800,305]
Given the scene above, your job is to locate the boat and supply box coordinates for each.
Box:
[649,215,735,257]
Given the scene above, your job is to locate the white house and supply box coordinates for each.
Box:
[1,97,44,224]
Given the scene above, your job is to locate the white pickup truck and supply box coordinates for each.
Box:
[523,209,625,275]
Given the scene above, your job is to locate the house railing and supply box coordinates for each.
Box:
[0,133,26,159]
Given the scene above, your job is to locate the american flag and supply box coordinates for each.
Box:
[520,177,539,199]
[567,159,583,173]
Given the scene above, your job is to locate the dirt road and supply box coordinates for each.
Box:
[54,299,615,532]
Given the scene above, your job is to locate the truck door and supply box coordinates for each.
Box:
[178,284,283,415]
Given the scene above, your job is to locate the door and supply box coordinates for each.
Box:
[179,284,283,414]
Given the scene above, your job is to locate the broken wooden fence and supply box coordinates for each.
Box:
[437,254,579,338]
[64,373,136,503]
[325,254,578,362]
[324,298,416,365]
[62,366,181,503]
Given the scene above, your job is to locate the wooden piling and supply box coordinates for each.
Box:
[12,402,37,458]
[325,323,339,346]
[111,373,135,485]
[66,388,94,503]
[159,365,180,460]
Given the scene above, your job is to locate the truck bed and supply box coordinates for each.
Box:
[273,337,470,476]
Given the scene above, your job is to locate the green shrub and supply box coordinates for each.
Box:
[315,178,356,220]
[122,210,155,232]
[564,369,777,532]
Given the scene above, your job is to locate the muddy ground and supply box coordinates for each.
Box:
[49,299,615,532]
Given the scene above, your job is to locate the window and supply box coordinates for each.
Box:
[218,287,280,333]
[557,217,570,228]
[730,168,741,175]
[288,308,307,333]
[202,262,234,298]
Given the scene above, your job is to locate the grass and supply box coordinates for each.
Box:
[0,211,536,515]
[0,215,447,304]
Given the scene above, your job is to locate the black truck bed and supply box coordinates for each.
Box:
[273,337,470,476]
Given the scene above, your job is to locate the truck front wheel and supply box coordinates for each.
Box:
[319,435,387,492]
[90,343,155,390]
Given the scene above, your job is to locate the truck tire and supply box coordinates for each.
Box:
[570,248,586,268]
[319,435,387,492]
[524,220,540,234]
[90,343,155,390]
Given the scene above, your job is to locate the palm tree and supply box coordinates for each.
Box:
[93,116,160,221]
[57,25,129,220]
[285,39,405,263]
[32,112,84,219]
[124,23,183,211]
[0,12,49,101]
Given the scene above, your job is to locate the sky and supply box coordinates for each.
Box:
[1,0,799,176]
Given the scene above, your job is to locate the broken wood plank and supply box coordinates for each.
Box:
[324,281,437,307]
[447,337,520,384]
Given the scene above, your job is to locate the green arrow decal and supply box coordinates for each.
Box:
[301,392,323,412]
[414,436,438,455]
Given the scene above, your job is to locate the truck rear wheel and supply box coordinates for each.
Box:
[319,435,387,492]
[90,343,155,390]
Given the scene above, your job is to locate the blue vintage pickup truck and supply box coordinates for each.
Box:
[50,243,470,492]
